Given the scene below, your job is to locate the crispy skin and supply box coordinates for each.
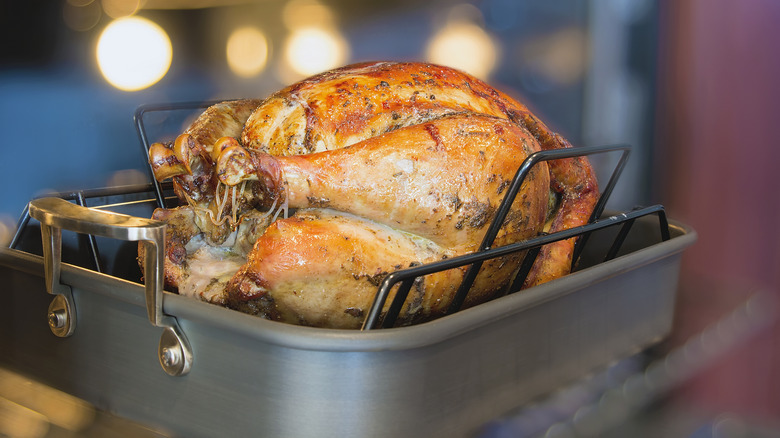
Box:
[239,62,598,286]
[224,114,548,327]
[144,61,599,328]
[186,99,264,147]
[141,206,199,290]
[226,209,463,328]
[252,113,548,251]
[243,61,532,155]
[149,99,264,206]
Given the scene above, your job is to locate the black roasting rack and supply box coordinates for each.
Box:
[10,102,671,330]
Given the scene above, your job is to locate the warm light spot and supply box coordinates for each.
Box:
[96,17,172,91]
[282,0,335,30]
[100,0,141,19]
[62,0,101,31]
[284,26,349,77]
[426,22,498,79]
[0,368,95,433]
[226,26,269,78]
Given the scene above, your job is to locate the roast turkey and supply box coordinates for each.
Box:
[140,61,598,329]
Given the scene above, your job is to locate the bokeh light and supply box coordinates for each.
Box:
[96,16,172,91]
[284,26,348,77]
[100,0,141,19]
[226,26,269,78]
[278,0,349,80]
[282,0,335,30]
[426,21,498,80]
[62,0,102,32]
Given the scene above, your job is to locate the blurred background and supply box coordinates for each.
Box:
[0,0,661,238]
[1,0,778,436]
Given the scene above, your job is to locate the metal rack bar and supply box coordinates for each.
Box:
[363,204,671,330]
[75,191,103,272]
[571,145,632,268]
[9,205,31,250]
[12,101,659,333]
[9,183,161,272]
[507,244,543,295]
[134,100,234,210]
[381,278,417,329]
[445,144,631,315]
[604,216,635,262]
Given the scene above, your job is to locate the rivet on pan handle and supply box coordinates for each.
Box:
[28,197,193,376]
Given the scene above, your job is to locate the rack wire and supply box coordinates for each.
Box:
[10,183,161,272]
[12,102,672,331]
[362,140,667,329]
[134,100,227,210]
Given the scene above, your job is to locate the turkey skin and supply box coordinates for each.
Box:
[142,61,598,328]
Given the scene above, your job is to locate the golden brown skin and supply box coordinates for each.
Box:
[185,99,264,147]
[241,62,517,155]
[224,114,549,327]
[142,206,199,289]
[524,146,598,287]
[226,209,465,327]
[219,113,548,251]
[241,62,597,287]
[143,61,599,328]
[148,99,266,224]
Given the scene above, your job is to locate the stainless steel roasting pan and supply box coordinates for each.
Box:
[0,186,696,438]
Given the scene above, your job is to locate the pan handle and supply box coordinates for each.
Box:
[28,197,193,377]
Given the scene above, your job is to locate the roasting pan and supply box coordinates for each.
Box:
[0,103,696,438]
[0,196,695,438]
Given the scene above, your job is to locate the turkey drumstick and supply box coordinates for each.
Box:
[223,114,549,327]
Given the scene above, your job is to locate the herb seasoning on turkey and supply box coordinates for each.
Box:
[140,61,598,329]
